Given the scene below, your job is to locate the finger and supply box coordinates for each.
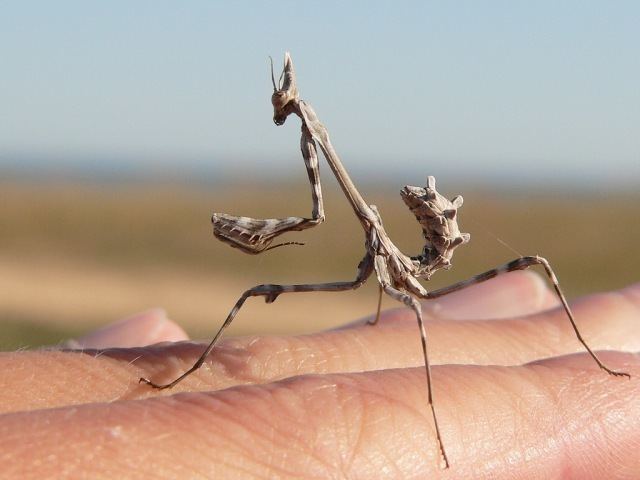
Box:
[2,352,638,479]
[2,283,638,413]
[132,282,639,391]
[65,309,189,349]
[420,269,559,321]
[336,270,558,329]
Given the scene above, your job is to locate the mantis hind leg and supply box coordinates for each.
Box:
[374,255,449,468]
[422,255,629,378]
[367,284,384,326]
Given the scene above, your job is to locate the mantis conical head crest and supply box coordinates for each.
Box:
[270,52,299,125]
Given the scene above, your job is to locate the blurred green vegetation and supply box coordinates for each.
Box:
[1,178,638,349]
[1,314,83,350]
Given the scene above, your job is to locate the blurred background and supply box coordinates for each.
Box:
[1,1,638,350]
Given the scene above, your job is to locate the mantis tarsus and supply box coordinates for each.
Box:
[140,52,630,469]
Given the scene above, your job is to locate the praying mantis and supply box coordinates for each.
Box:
[140,52,630,468]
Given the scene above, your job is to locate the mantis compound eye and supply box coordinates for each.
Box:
[272,92,291,125]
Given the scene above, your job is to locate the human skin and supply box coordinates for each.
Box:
[1,271,639,479]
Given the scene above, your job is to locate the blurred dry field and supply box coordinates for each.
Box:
[1,178,638,350]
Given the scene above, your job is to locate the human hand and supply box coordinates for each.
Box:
[2,271,639,479]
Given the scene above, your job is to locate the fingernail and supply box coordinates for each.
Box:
[621,282,640,302]
[66,308,189,349]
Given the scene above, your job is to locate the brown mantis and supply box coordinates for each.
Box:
[140,52,630,468]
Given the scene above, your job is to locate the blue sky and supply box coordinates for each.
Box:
[1,1,638,186]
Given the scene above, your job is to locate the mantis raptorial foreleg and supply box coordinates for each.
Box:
[211,55,325,255]
[211,126,325,254]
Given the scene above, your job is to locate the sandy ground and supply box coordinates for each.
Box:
[2,182,638,348]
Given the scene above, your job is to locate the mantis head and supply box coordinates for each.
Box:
[270,52,299,126]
